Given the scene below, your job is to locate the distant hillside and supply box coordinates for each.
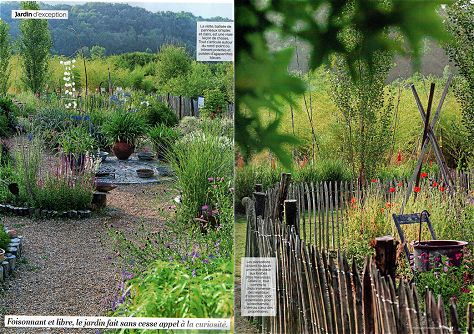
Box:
[0,2,230,56]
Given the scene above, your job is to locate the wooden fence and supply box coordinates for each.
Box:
[44,93,234,120]
[254,170,472,251]
[243,194,474,333]
[157,94,234,119]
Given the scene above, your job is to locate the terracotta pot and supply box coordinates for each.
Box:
[112,141,135,160]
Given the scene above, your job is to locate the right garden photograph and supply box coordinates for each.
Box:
[234,1,473,333]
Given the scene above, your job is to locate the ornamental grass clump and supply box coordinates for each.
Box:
[103,111,147,146]
[167,126,233,226]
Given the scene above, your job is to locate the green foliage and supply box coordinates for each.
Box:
[31,107,73,148]
[1,2,201,56]
[90,45,106,59]
[103,111,147,145]
[113,258,233,323]
[415,254,474,329]
[19,1,52,94]
[155,45,192,91]
[0,20,11,96]
[445,0,474,167]
[148,124,179,157]
[140,100,178,127]
[0,97,19,137]
[328,51,395,181]
[200,88,227,118]
[0,224,11,250]
[5,138,94,210]
[167,120,233,225]
[58,126,96,155]
[32,172,94,211]
[236,0,451,167]
[114,52,158,71]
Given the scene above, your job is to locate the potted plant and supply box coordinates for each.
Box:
[103,111,146,160]
[148,124,179,160]
[59,126,96,171]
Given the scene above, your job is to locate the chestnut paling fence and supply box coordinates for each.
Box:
[243,172,473,334]
[251,170,472,250]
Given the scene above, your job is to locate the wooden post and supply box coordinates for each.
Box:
[372,235,399,281]
[92,191,107,208]
[254,192,266,219]
[274,173,292,222]
[284,199,298,234]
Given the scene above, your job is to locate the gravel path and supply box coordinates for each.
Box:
[0,183,176,333]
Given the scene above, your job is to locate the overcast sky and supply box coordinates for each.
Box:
[42,0,233,19]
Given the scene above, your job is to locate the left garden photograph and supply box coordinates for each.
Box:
[0,1,234,332]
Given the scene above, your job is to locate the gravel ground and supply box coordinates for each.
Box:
[0,183,177,334]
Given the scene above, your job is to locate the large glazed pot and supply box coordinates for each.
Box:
[112,141,134,160]
[412,240,468,272]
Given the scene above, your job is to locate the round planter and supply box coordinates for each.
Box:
[95,180,117,192]
[0,248,4,261]
[136,168,154,178]
[412,240,468,272]
[112,142,135,160]
[137,152,154,161]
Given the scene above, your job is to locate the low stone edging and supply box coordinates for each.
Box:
[0,226,24,283]
[0,204,92,219]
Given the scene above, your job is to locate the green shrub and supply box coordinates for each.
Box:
[148,124,179,158]
[139,100,178,127]
[0,96,19,137]
[103,111,147,145]
[200,88,227,118]
[415,255,474,330]
[113,258,233,322]
[0,223,10,250]
[59,126,96,155]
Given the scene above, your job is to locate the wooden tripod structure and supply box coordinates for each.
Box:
[400,75,454,214]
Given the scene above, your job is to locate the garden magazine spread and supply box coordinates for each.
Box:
[1,0,474,333]
[0,0,234,332]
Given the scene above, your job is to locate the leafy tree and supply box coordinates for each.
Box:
[0,21,11,96]
[90,45,106,59]
[236,0,450,167]
[155,45,191,92]
[329,51,395,182]
[201,88,227,117]
[19,1,52,95]
[445,0,474,167]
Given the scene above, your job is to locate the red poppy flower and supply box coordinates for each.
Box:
[397,150,402,162]
[389,187,396,193]
[397,182,403,187]
[385,202,391,208]
[420,172,428,178]
[380,208,385,213]
[371,179,377,183]
[439,186,445,192]
[432,181,438,187]
[350,197,356,204]
[414,186,421,193]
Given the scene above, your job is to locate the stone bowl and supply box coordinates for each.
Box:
[136,168,154,178]
[95,180,117,192]
[137,152,154,161]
